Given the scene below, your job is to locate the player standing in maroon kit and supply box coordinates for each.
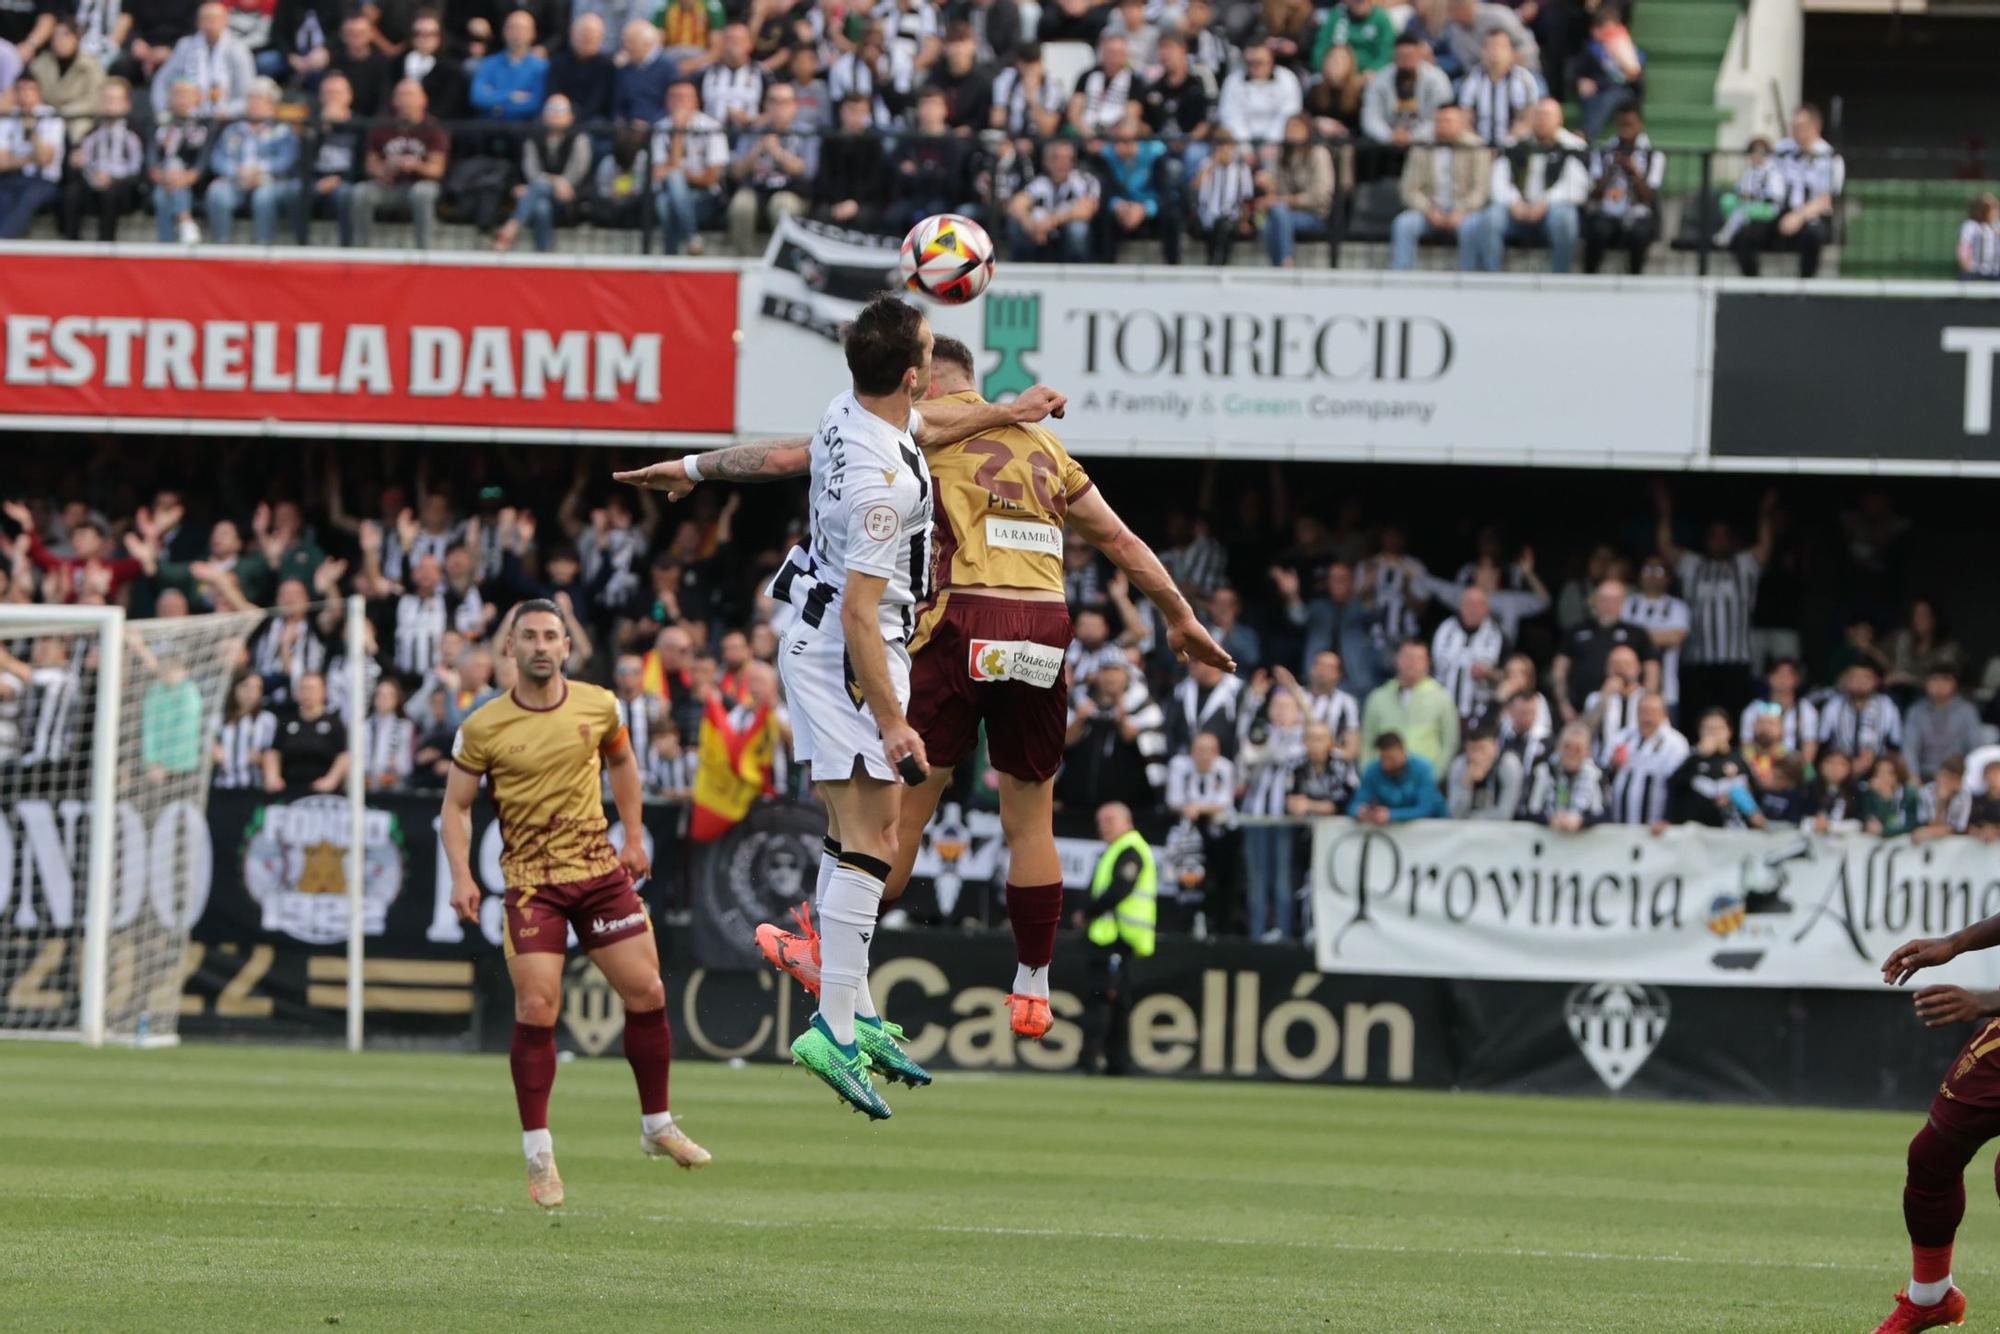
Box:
[1872,918,2000,1330]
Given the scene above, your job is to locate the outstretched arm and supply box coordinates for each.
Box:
[613,436,813,502]
[913,385,1068,450]
[1884,914,2000,989]
[1068,487,1235,673]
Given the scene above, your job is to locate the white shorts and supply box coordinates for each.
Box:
[778,621,911,784]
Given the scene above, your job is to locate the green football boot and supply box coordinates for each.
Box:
[791,1015,892,1120]
[854,1015,933,1089]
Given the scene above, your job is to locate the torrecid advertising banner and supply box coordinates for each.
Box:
[1309,817,2000,991]
[737,240,1708,465]
[0,247,738,443]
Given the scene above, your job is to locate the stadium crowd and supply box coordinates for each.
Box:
[0,0,1846,271]
[2,447,1994,943]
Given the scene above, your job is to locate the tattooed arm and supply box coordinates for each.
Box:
[612,387,1068,501]
[612,437,812,502]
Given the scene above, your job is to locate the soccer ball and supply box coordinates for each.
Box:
[898,213,996,305]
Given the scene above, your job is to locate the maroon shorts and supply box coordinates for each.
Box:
[908,593,1072,782]
[503,868,650,958]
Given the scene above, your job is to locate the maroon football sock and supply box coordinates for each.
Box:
[1006,881,1064,972]
[510,1022,557,1132]
[624,1006,673,1116]
[1904,1120,1974,1248]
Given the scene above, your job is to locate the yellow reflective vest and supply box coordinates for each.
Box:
[1087,830,1157,957]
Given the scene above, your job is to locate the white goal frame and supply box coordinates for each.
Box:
[0,600,371,1050]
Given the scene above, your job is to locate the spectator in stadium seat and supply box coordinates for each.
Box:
[1216,42,1301,156]
[268,0,341,92]
[211,671,277,790]
[1289,718,1357,817]
[928,23,993,131]
[397,9,468,120]
[1203,585,1261,672]
[363,677,417,789]
[1098,0,1158,69]
[549,13,615,123]
[152,2,256,118]
[1361,35,1449,150]
[828,21,914,128]
[698,23,767,128]
[1388,102,1490,270]
[471,9,549,122]
[1475,97,1585,271]
[138,653,205,783]
[1581,643,1646,767]
[1060,659,1166,813]
[294,69,359,245]
[1604,690,1688,829]
[1584,105,1665,274]
[1572,6,1645,140]
[1431,583,1506,722]
[724,80,815,253]
[885,87,972,236]
[1350,730,1446,825]
[1007,137,1098,262]
[1278,560,1381,694]
[1068,32,1138,140]
[1959,193,2000,282]
[493,93,594,252]
[1551,577,1658,723]
[1447,727,1523,820]
[1161,651,1239,763]
[29,20,106,132]
[1261,112,1333,267]
[58,76,144,242]
[1731,103,1843,280]
[1522,722,1608,829]
[1902,666,1980,781]
[204,78,300,246]
[1190,130,1258,264]
[1861,754,1921,837]
[1665,708,1757,829]
[946,0,1022,66]
[0,76,65,239]
[327,12,391,117]
[1401,0,1463,80]
[2,500,143,604]
[267,671,348,796]
[1168,729,1240,929]
[351,79,449,249]
[1238,687,1305,941]
[1312,0,1398,76]
[1361,638,1460,773]
[1443,0,1538,76]
[613,20,678,127]
[1655,481,1775,724]
[989,42,1065,140]
[1097,113,1183,265]
[1885,598,1966,700]
[148,79,213,244]
[1456,28,1537,147]
[1139,32,1213,160]
[1915,755,1973,841]
[812,92,888,230]
[1302,45,1365,147]
[651,78,729,254]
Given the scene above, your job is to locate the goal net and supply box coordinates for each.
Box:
[0,606,264,1046]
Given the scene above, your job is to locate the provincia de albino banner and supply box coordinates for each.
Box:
[0,247,738,442]
[736,227,1707,464]
[1308,817,2000,990]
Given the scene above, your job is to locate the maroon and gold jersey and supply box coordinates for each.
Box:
[912,390,1094,652]
[451,681,629,891]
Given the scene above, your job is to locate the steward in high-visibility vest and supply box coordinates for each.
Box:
[1087,828,1157,958]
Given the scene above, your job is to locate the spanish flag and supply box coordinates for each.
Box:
[689,695,778,842]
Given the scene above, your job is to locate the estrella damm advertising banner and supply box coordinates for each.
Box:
[0,245,737,442]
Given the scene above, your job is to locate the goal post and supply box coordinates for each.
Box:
[0,604,266,1047]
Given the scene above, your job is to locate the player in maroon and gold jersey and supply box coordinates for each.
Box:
[1870,918,2000,1330]
[442,599,709,1210]
[616,339,1231,1040]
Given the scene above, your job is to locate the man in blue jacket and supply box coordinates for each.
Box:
[472,10,550,121]
[612,20,678,126]
[1349,731,1447,824]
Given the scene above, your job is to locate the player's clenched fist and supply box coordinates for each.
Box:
[618,834,652,883]
[451,874,482,924]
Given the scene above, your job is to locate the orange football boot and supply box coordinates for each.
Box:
[1006,993,1052,1040]
[754,902,822,996]
[1873,1287,1967,1333]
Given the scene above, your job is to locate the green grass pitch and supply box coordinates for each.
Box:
[0,1042,1977,1331]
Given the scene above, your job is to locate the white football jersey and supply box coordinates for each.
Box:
[768,391,934,642]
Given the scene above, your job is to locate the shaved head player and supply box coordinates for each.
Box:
[442,599,709,1209]
[616,336,1230,1042]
